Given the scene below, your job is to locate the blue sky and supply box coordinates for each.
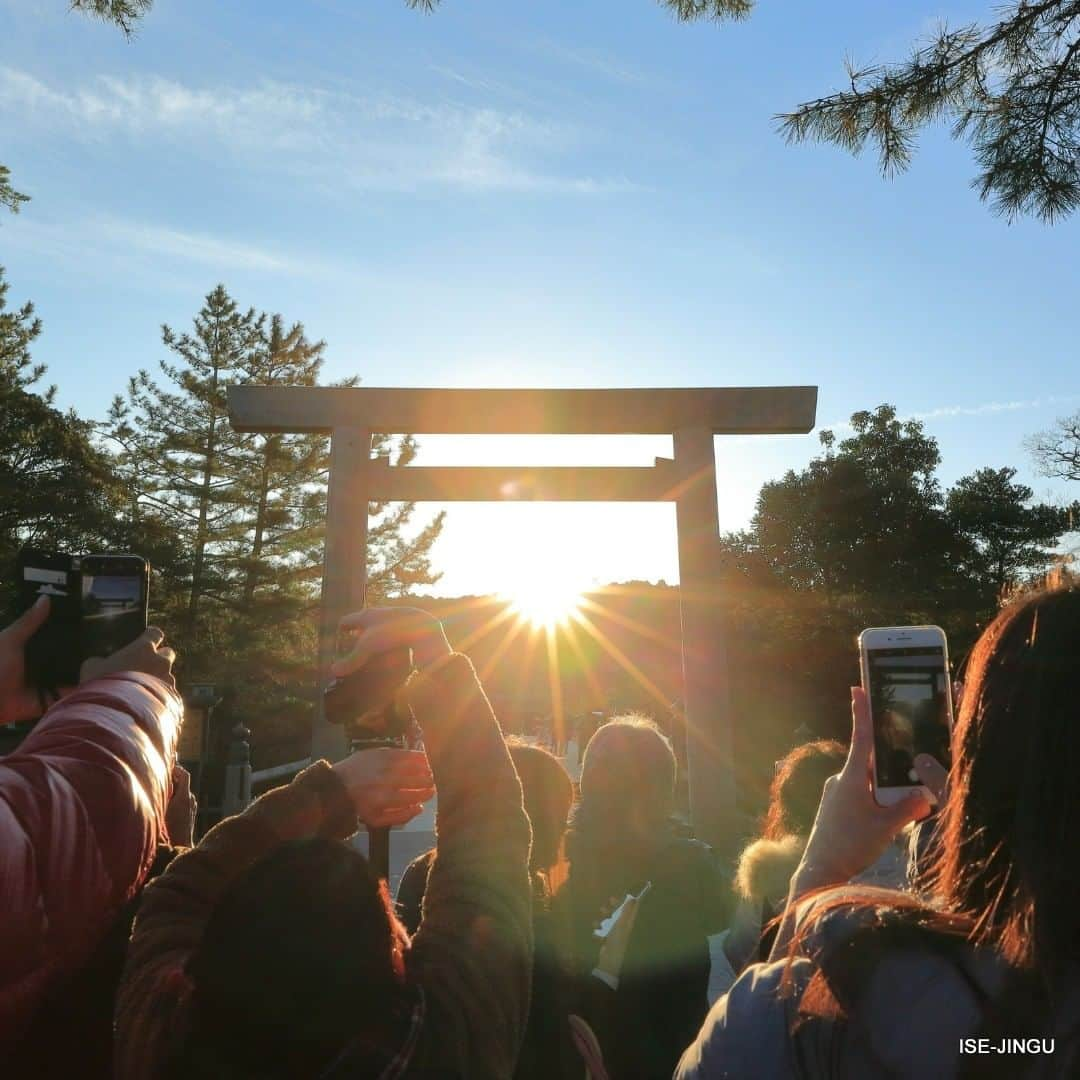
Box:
[1,0,1076,595]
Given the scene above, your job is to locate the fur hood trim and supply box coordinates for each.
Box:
[734,835,806,904]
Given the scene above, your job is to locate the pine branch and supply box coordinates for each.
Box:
[779,1,1080,220]
[70,0,153,37]
[0,166,30,217]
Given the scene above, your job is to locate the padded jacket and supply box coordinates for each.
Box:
[115,653,533,1080]
[0,673,182,1045]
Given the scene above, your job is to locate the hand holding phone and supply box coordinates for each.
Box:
[858,625,954,807]
[80,626,176,690]
[0,597,53,726]
[790,688,931,898]
[593,882,650,989]
[17,548,151,693]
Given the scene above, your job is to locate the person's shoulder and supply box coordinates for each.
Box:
[674,956,812,1079]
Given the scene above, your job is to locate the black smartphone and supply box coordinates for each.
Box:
[323,644,413,740]
[18,549,82,689]
[79,554,150,661]
[17,548,150,691]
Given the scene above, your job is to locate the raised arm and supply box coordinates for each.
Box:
[403,651,533,1080]
[329,606,532,1080]
[0,663,181,1042]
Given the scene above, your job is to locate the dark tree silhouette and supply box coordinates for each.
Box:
[1030,411,1080,482]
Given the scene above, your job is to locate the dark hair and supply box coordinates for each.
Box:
[174,837,408,1077]
[506,739,573,874]
[789,586,1080,1043]
[933,585,1080,978]
[576,715,675,821]
[563,717,677,949]
[762,739,846,841]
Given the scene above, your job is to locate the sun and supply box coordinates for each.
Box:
[503,577,585,629]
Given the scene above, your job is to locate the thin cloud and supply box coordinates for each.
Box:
[3,216,343,280]
[526,37,652,88]
[825,396,1080,432]
[0,65,635,196]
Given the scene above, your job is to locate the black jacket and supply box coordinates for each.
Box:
[558,833,732,1080]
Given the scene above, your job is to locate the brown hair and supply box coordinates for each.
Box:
[506,738,573,874]
[763,739,847,841]
[933,585,1080,977]
[174,837,409,1077]
[789,586,1080,1032]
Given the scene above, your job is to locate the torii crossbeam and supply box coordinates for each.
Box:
[229,384,818,852]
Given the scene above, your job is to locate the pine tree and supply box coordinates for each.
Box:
[219,312,444,752]
[107,285,265,649]
[947,466,1078,598]
[106,285,445,756]
[0,266,180,616]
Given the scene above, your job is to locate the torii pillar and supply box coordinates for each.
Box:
[229,385,818,854]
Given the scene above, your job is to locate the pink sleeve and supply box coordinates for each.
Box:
[0,673,182,1043]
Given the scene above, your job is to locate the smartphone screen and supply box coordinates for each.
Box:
[80,556,149,660]
[867,645,951,788]
[18,549,82,688]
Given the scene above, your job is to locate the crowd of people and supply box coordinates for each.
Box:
[1,582,1078,1077]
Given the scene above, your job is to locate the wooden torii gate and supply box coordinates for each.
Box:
[228,385,817,851]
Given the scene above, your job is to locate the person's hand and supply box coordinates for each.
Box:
[595,893,642,985]
[791,686,931,897]
[0,596,51,727]
[913,753,949,806]
[331,607,451,677]
[79,627,176,690]
[332,747,435,827]
[165,765,197,847]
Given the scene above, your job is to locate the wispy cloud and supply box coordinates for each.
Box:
[2,215,348,284]
[0,65,635,195]
[825,396,1080,432]
[526,37,652,88]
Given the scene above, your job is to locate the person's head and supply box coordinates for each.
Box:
[762,739,846,841]
[578,714,676,827]
[932,585,1080,977]
[506,738,573,875]
[174,836,408,1077]
[566,714,676,878]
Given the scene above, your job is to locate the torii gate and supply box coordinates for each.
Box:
[228,385,817,851]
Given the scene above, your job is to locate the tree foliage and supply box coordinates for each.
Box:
[779,2,1080,221]
[406,0,753,18]
[750,405,959,617]
[105,284,444,748]
[947,465,1076,598]
[69,0,153,35]
[1029,410,1080,481]
[108,285,265,644]
[0,167,29,218]
[0,267,180,614]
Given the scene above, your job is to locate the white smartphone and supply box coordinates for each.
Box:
[858,625,953,807]
[594,881,652,939]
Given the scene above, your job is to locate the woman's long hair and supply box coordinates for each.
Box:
[561,717,677,958]
[790,586,1080,1040]
[762,740,846,841]
[506,738,574,880]
[933,584,1080,978]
